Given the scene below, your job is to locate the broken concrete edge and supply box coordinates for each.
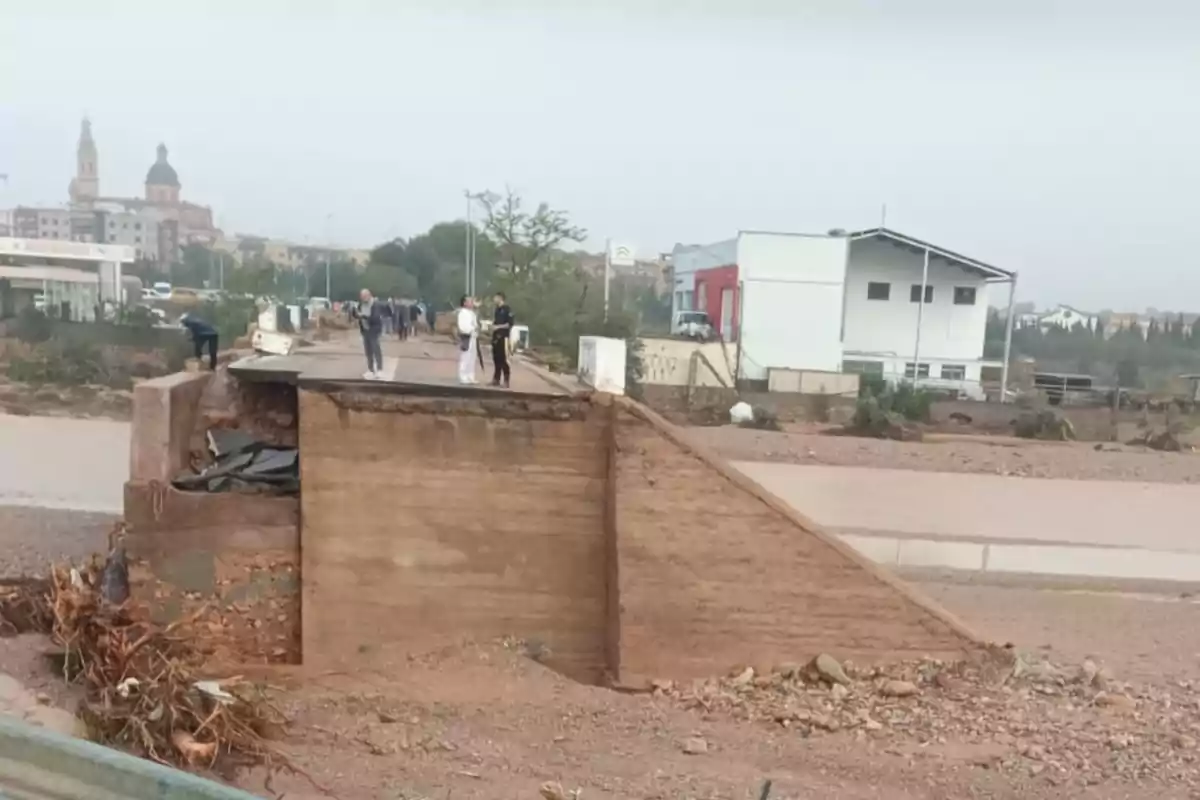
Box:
[514,356,591,397]
[130,370,213,483]
[610,394,987,652]
[0,716,260,800]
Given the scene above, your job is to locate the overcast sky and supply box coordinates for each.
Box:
[2,1,1197,310]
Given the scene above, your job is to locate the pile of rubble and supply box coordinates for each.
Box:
[652,648,1200,790]
[0,548,312,789]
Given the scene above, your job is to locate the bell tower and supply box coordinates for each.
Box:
[69,117,99,203]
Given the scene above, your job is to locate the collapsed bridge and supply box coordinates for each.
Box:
[123,350,981,686]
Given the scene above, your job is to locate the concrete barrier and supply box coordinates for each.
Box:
[0,717,261,799]
[837,530,1200,585]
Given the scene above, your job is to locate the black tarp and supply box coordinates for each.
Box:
[173,428,299,495]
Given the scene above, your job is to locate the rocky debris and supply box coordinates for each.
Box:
[682,735,709,755]
[1013,410,1076,441]
[845,398,924,442]
[648,649,1200,791]
[811,653,851,686]
[1127,427,1192,452]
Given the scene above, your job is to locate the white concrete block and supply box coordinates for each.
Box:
[577,336,626,395]
[837,533,900,566]
[897,539,985,571]
[987,544,1200,583]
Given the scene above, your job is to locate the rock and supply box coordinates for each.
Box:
[880,679,920,698]
[1095,692,1136,710]
[650,678,674,693]
[1079,659,1099,684]
[377,711,398,724]
[775,662,801,679]
[682,736,708,755]
[730,666,755,687]
[811,654,851,686]
[830,683,849,701]
[1172,733,1196,749]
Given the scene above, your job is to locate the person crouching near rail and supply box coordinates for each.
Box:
[179,313,219,371]
[456,295,479,385]
[353,288,386,380]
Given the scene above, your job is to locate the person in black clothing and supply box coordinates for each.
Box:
[396,300,410,341]
[351,288,387,379]
[490,292,514,388]
[179,313,219,370]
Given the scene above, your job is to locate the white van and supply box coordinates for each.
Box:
[672,310,713,340]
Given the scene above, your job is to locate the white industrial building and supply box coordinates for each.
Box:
[671,227,1017,398]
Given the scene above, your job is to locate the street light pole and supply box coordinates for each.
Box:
[324,213,333,300]
[464,191,472,297]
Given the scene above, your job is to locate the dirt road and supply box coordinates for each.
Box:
[0,415,128,513]
[246,578,1200,800]
[696,425,1200,484]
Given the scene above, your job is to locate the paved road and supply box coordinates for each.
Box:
[735,461,1200,552]
[0,416,128,514]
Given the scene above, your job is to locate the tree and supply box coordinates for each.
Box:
[361,262,418,299]
[477,187,587,279]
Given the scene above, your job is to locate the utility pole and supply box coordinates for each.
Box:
[464,191,472,297]
[324,213,333,300]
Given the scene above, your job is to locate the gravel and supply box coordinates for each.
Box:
[693,425,1200,483]
[0,506,115,578]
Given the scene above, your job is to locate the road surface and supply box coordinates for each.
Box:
[734,461,1200,551]
[0,416,128,513]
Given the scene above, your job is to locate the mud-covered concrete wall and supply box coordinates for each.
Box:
[298,387,609,683]
[612,400,980,684]
[124,368,302,665]
[124,483,301,664]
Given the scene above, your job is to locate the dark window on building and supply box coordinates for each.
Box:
[953,286,977,305]
[843,359,884,375]
[866,282,890,301]
[904,362,931,379]
[134,222,142,230]
[910,284,933,303]
[940,364,967,381]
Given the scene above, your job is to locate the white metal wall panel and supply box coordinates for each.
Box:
[736,232,848,379]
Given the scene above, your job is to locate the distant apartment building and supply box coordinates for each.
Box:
[212,235,370,270]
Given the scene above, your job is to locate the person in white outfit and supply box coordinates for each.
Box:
[455,295,479,384]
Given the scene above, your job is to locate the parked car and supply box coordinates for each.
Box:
[672,310,713,340]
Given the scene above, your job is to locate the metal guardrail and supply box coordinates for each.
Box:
[0,717,262,800]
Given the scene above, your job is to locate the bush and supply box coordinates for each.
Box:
[12,307,53,344]
[847,395,923,441]
[858,379,933,422]
[6,341,133,390]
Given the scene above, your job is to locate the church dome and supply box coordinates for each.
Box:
[145,143,180,187]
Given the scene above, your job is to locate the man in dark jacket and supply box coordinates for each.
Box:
[352,288,386,379]
[490,292,514,388]
[179,313,219,370]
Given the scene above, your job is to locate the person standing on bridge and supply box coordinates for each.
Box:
[455,295,479,385]
[490,292,514,388]
[353,288,386,380]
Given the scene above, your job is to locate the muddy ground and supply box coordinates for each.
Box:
[3,504,1200,798]
[693,424,1200,484]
